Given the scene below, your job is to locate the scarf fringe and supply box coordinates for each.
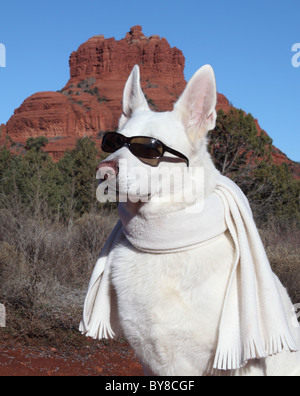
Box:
[79,319,120,340]
[214,333,298,371]
[264,333,298,356]
[214,337,266,371]
[214,347,243,371]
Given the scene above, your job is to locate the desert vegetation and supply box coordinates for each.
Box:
[0,109,299,345]
[0,137,117,343]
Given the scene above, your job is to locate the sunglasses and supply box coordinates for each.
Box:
[101,132,189,167]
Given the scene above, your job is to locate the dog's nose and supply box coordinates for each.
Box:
[96,161,119,181]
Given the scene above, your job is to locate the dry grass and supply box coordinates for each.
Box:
[260,226,300,306]
[0,202,118,343]
[0,197,299,345]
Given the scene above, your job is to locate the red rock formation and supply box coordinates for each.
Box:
[216,93,232,113]
[6,26,186,155]
[6,91,114,139]
[63,25,186,127]
[3,26,299,176]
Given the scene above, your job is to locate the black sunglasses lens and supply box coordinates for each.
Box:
[130,137,164,159]
[101,133,124,153]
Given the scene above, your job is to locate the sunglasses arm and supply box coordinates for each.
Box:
[164,147,189,167]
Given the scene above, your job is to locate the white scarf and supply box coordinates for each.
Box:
[79,175,298,370]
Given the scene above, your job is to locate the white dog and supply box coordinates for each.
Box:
[81,65,300,376]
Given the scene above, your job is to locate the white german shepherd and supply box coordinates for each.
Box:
[83,65,300,376]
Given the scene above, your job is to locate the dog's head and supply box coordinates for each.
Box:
[97,65,218,211]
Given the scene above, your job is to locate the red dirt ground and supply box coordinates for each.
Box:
[0,337,144,377]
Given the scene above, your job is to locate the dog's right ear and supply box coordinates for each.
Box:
[174,65,217,143]
[119,65,150,129]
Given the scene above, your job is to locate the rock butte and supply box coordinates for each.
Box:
[2,26,299,177]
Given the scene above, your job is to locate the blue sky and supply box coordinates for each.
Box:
[0,0,299,161]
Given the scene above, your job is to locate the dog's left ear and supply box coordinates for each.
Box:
[119,65,150,129]
[174,65,217,141]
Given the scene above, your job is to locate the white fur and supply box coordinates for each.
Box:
[101,65,300,376]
